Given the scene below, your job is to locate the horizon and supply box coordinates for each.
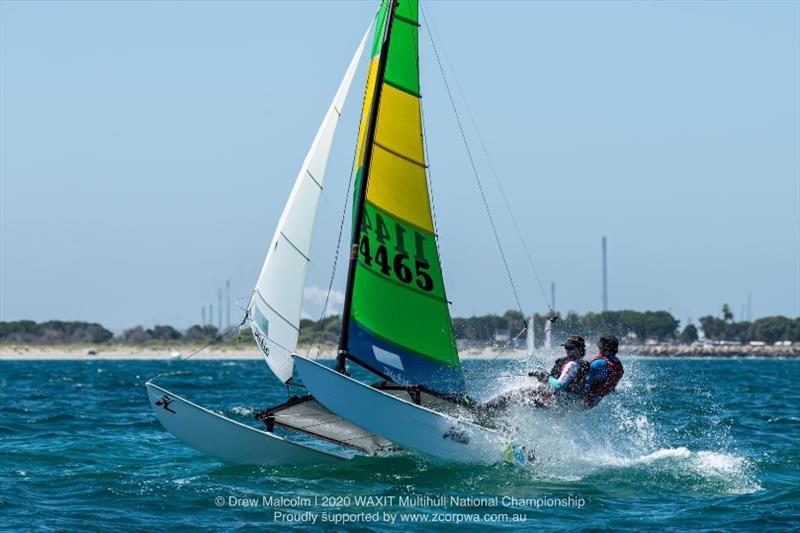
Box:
[1,0,798,330]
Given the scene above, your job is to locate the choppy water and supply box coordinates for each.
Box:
[1,358,798,531]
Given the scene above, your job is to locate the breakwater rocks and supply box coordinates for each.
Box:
[632,343,800,358]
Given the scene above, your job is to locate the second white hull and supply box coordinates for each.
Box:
[293,356,528,465]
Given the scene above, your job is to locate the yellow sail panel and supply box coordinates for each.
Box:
[355,57,381,168]
[373,84,425,166]
[365,145,433,232]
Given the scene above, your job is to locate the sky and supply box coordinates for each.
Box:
[1,0,798,331]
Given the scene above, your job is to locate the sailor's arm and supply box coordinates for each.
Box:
[547,361,579,391]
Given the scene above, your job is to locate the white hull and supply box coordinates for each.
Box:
[146,381,345,465]
[293,356,528,465]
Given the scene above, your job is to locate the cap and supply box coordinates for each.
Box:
[561,335,586,349]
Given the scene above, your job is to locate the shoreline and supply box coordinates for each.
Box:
[0,345,532,361]
[1,343,798,361]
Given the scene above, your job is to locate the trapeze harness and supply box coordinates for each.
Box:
[582,354,624,408]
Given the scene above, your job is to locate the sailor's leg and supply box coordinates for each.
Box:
[518,387,555,408]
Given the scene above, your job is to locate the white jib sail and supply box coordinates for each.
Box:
[248,23,372,383]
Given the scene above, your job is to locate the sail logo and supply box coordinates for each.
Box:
[252,307,271,357]
[372,345,404,370]
[252,327,271,357]
[442,426,469,444]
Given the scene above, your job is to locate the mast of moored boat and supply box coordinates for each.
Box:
[336,0,397,373]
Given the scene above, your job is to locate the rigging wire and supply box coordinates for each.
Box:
[420,5,524,317]
[420,94,459,364]
[421,2,553,313]
[310,133,359,360]
[147,314,248,383]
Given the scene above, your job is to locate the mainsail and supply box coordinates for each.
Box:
[249,24,372,383]
[338,0,466,399]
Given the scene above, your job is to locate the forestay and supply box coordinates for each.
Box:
[248,24,372,383]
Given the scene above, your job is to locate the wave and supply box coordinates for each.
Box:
[480,361,763,496]
[509,413,761,495]
[229,406,255,417]
[605,447,762,495]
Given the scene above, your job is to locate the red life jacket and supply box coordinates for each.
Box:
[584,354,624,406]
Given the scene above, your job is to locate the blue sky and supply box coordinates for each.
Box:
[1,0,798,331]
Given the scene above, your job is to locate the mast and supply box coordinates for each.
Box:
[336,0,398,373]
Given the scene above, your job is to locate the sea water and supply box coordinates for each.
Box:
[1,358,798,531]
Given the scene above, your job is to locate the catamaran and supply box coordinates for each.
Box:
[147,0,531,466]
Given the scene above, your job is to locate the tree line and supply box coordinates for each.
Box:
[2,307,799,345]
[697,315,800,345]
[0,321,223,345]
[0,320,114,344]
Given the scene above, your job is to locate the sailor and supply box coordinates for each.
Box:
[580,334,625,408]
[526,335,588,409]
[529,334,624,409]
[474,334,624,419]
[480,336,587,415]
[544,335,587,392]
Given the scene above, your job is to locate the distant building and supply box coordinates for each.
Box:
[493,329,511,343]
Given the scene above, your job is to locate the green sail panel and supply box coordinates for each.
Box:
[384,17,420,96]
[394,0,418,24]
[369,0,419,95]
[353,203,451,361]
[369,1,390,58]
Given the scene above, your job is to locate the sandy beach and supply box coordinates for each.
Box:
[2,343,798,361]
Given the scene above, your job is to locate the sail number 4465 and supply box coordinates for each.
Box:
[359,211,434,292]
